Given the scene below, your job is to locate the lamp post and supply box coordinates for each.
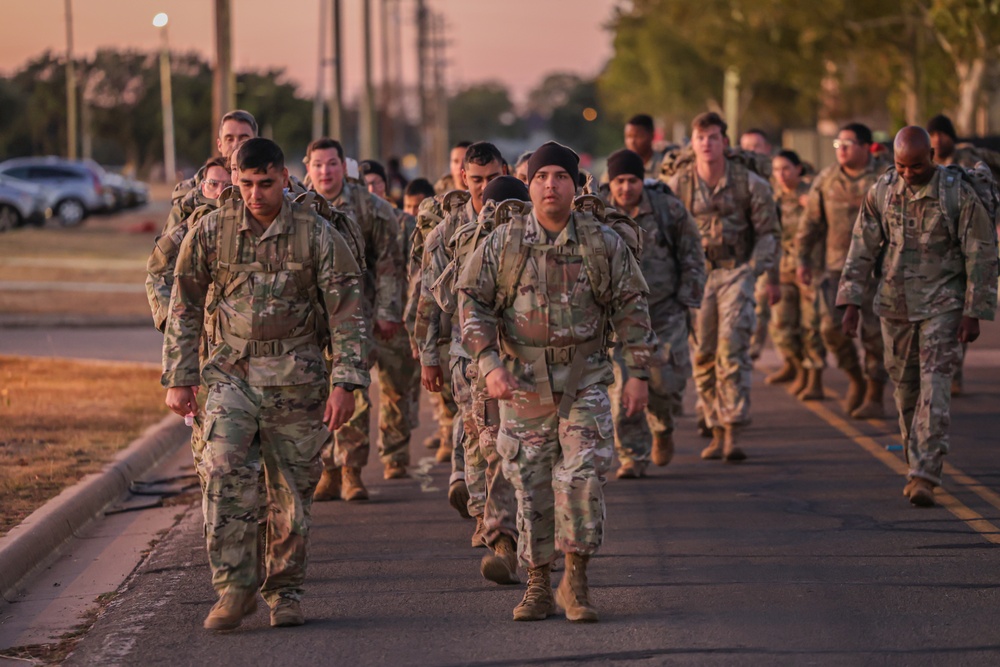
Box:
[153,12,176,183]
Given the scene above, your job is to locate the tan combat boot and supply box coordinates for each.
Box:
[312,468,341,502]
[203,588,258,631]
[270,598,305,627]
[383,460,407,480]
[906,477,936,507]
[787,361,809,396]
[851,380,886,419]
[701,427,725,460]
[423,435,441,450]
[843,367,866,414]
[555,553,598,622]
[797,368,825,401]
[448,478,471,519]
[765,358,798,385]
[471,515,487,548]
[651,432,674,467]
[615,460,646,479]
[696,415,713,438]
[435,440,453,464]
[723,425,747,462]
[512,565,555,621]
[481,534,520,585]
[341,466,369,501]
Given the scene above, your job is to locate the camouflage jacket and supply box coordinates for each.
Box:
[665,160,779,277]
[774,180,820,283]
[945,145,1000,181]
[161,200,370,390]
[457,211,656,394]
[146,190,218,332]
[837,166,998,322]
[434,173,457,195]
[415,197,478,366]
[599,184,705,323]
[329,181,404,323]
[796,156,890,274]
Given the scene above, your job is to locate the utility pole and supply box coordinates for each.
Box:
[212,0,234,152]
[432,11,448,176]
[416,0,431,174]
[723,66,740,142]
[379,0,393,157]
[391,0,405,156]
[360,0,377,159]
[329,0,343,140]
[312,0,328,140]
[64,0,77,159]
[154,13,176,182]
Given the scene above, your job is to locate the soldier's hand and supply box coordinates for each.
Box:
[796,266,812,287]
[325,386,356,431]
[165,386,198,418]
[958,316,981,344]
[485,367,518,400]
[842,304,860,339]
[422,364,444,392]
[767,283,782,306]
[374,319,403,341]
[621,378,649,418]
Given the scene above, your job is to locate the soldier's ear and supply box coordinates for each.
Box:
[929,148,935,162]
[282,167,289,189]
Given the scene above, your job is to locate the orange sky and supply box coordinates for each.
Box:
[0,0,619,104]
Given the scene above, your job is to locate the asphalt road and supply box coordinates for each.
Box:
[50,321,1000,666]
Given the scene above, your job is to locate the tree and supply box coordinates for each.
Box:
[447,81,523,144]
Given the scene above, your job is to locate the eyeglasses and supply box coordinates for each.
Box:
[833,139,858,150]
[203,179,227,189]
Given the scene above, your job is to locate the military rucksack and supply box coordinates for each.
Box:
[292,191,367,272]
[660,145,769,214]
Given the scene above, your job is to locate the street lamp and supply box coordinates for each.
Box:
[153,12,176,182]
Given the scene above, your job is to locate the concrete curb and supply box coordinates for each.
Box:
[0,414,189,601]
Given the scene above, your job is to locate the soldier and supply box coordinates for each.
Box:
[664,112,780,461]
[599,149,706,478]
[739,128,772,157]
[435,140,472,195]
[624,114,665,180]
[417,142,505,536]
[304,138,405,501]
[403,178,435,217]
[796,123,891,419]
[514,151,533,184]
[162,138,369,629]
[766,150,827,400]
[836,127,998,506]
[458,142,656,623]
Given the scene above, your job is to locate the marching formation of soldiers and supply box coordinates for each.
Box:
[148,107,999,631]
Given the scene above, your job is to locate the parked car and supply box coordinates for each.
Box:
[0,175,50,231]
[0,157,105,226]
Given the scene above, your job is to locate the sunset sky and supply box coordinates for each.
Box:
[0,0,620,105]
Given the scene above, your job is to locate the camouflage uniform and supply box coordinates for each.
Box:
[162,199,369,603]
[599,184,705,466]
[771,181,826,369]
[837,166,998,484]
[458,210,655,568]
[320,181,404,471]
[665,161,780,428]
[434,173,458,196]
[796,157,890,383]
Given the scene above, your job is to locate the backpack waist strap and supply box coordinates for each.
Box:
[220,329,316,358]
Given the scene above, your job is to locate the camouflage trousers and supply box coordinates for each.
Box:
[820,271,887,381]
[751,273,771,354]
[770,281,826,369]
[324,328,420,469]
[881,310,962,486]
[691,264,756,428]
[431,344,457,453]
[611,308,689,464]
[497,383,614,569]
[196,378,328,604]
[449,354,473,484]
[465,361,517,544]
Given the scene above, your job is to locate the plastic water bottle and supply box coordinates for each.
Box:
[184,414,194,427]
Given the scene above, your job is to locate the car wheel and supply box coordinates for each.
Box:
[0,205,20,232]
[56,198,86,227]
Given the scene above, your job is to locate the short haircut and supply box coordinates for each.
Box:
[839,122,873,145]
[405,177,435,199]
[692,111,728,138]
[453,140,473,150]
[775,149,801,167]
[463,141,504,168]
[742,128,769,142]
[515,151,533,168]
[237,138,284,173]
[626,114,655,133]
[202,156,229,172]
[219,110,258,136]
[305,137,345,162]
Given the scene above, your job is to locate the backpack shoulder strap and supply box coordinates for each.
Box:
[496,215,529,311]
[576,212,612,308]
[208,200,242,316]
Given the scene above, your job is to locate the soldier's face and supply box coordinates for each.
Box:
[624,124,652,157]
[692,125,726,163]
[463,160,503,213]
[895,147,937,188]
[834,130,870,169]
[201,165,230,200]
[230,151,240,185]
[307,148,345,198]
[217,120,255,158]
[740,133,771,155]
[772,156,800,190]
[450,147,468,183]
[514,162,530,184]
[365,173,387,200]
[929,131,954,159]
[238,164,288,223]
[529,166,575,221]
[609,174,643,209]
[403,194,425,217]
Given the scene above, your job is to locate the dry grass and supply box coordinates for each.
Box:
[0,355,169,536]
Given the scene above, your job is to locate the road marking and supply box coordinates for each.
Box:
[796,390,1000,545]
[0,280,144,293]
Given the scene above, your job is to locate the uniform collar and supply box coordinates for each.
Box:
[636,187,654,216]
[893,167,941,200]
[526,210,577,246]
[241,200,293,239]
